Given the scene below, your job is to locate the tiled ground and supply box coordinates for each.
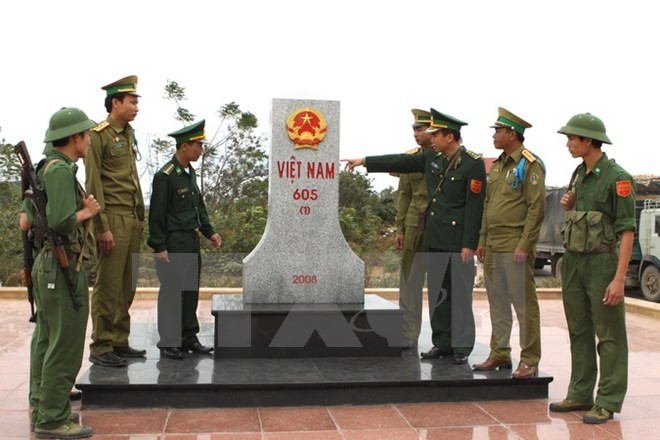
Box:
[2,297,659,439]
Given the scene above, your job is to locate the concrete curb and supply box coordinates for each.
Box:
[2,286,657,319]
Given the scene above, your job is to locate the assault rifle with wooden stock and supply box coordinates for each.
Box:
[14,141,82,311]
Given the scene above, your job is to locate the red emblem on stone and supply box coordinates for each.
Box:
[286,107,327,150]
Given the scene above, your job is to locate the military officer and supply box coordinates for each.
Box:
[549,113,635,424]
[343,108,486,364]
[148,120,221,359]
[474,107,545,379]
[396,109,432,350]
[31,108,98,438]
[85,75,145,367]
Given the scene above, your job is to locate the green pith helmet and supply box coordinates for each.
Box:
[557,112,611,144]
[44,107,96,142]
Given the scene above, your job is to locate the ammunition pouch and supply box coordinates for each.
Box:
[561,210,615,254]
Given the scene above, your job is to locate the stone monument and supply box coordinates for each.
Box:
[242,99,364,303]
[212,98,402,357]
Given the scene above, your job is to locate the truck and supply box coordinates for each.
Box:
[535,186,660,303]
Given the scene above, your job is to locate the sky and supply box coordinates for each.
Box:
[1,0,658,193]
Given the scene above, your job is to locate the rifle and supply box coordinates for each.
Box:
[14,141,82,311]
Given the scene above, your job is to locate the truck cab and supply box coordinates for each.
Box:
[634,199,660,302]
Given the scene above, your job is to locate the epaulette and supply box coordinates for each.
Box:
[405,147,421,155]
[162,163,175,175]
[521,149,537,163]
[92,121,110,132]
[465,149,481,160]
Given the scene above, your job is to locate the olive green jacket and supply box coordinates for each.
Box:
[568,153,636,234]
[367,147,487,252]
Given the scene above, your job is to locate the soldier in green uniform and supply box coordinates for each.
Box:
[85,75,145,367]
[30,107,99,439]
[549,113,635,424]
[343,108,487,364]
[147,120,221,359]
[396,109,432,350]
[474,107,545,379]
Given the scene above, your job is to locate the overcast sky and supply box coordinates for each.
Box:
[1,0,657,193]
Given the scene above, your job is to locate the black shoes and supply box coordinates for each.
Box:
[183,341,214,354]
[452,353,468,365]
[160,347,184,360]
[89,352,127,367]
[113,345,146,358]
[420,346,452,359]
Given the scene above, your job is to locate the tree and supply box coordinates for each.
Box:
[0,133,24,286]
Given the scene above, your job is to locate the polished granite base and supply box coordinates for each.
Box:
[212,294,403,358]
[76,321,552,409]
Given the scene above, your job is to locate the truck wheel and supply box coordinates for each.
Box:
[641,265,660,303]
[551,256,563,280]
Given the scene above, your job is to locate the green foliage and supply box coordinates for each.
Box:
[0,136,24,286]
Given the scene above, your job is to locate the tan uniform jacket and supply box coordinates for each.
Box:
[395,148,428,232]
[479,145,545,253]
[84,116,144,233]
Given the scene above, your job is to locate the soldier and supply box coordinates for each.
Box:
[343,108,486,364]
[147,120,221,359]
[549,113,635,424]
[85,75,145,367]
[396,109,432,350]
[31,107,99,438]
[474,107,545,379]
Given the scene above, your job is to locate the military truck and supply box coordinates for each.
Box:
[535,187,660,302]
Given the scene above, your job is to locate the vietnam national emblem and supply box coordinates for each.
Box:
[286,107,327,150]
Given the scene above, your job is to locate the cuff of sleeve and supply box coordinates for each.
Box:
[517,238,531,253]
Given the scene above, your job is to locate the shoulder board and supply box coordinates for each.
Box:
[521,149,537,163]
[92,121,110,132]
[405,147,421,155]
[162,163,176,175]
[465,149,481,160]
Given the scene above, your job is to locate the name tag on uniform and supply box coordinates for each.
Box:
[177,188,189,195]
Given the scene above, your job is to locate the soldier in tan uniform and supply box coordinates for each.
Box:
[474,107,545,379]
[85,75,145,367]
[396,109,432,349]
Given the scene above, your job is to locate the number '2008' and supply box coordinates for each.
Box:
[292,275,317,284]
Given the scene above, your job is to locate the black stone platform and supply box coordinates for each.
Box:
[212,294,403,358]
[76,321,553,409]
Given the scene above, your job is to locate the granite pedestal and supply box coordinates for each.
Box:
[212,294,403,358]
[76,321,552,409]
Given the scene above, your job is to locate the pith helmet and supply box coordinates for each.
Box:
[557,113,611,144]
[44,107,96,142]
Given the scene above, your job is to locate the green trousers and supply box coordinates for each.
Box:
[427,250,475,356]
[90,213,142,355]
[31,251,88,430]
[483,250,541,365]
[562,250,628,413]
[155,231,202,347]
[399,225,426,340]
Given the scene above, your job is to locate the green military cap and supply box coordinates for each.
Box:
[426,108,468,133]
[168,119,208,144]
[491,107,532,134]
[101,75,140,97]
[44,107,96,142]
[411,108,432,128]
